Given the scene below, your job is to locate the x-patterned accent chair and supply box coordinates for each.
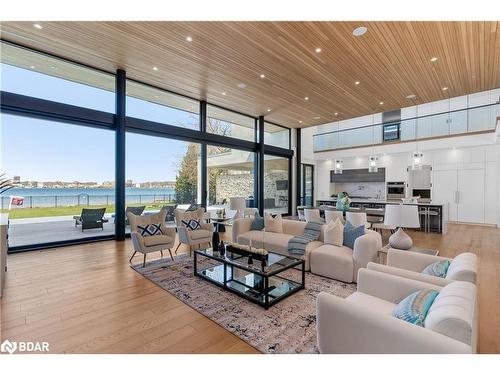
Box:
[174,207,213,256]
[128,207,176,267]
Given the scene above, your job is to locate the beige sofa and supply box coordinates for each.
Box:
[232,218,382,281]
[368,249,477,286]
[317,268,477,353]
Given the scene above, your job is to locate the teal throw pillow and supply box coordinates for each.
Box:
[250,213,265,231]
[422,260,450,278]
[392,289,439,326]
[343,221,365,249]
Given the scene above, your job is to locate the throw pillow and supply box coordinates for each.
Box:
[324,218,344,246]
[250,213,265,231]
[137,223,163,237]
[264,213,283,233]
[181,219,201,231]
[392,289,439,326]
[422,260,450,278]
[343,221,365,249]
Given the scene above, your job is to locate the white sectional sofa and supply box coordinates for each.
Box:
[316,268,477,353]
[232,218,382,282]
[368,249,478,286]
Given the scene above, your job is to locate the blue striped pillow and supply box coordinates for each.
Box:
[392,289,439,326]
[422,260,450,278]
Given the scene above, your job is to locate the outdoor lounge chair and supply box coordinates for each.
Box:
[163,204,177,222]
[74,208,108,231]
[112,206,146,225]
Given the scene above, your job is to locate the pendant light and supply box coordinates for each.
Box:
[333,119,343,174]
[368,114,378,172]
[411,98,423,170]
[334,159,343,174]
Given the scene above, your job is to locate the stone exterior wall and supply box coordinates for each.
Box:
[215,174,254,203]
[215,171,288,208]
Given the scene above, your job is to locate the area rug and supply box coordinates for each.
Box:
[131,254,356,353]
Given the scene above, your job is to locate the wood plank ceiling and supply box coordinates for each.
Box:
[1,21,499,128]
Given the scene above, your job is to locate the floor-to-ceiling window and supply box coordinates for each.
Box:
[0,114,115,248]
[262,122,292,215]
[1,42,116,250]
[125,133,201,230]
[264,155,290,214]
[207,145,255,212]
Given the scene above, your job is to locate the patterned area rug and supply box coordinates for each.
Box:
[132,254,356,353]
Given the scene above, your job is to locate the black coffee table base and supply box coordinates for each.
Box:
[194,249,305,309]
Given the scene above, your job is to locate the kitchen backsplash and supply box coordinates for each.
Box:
[331,182,385,199]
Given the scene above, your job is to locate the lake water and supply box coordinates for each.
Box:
[0,187,176,208]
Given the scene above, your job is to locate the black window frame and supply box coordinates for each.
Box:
[0,40,294,252]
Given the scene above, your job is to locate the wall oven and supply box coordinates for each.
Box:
[386,182,406,200]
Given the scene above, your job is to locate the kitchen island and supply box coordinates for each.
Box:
[316,198,447,234]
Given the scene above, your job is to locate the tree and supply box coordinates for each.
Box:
[175,117,232,205]
[174,143,199,204]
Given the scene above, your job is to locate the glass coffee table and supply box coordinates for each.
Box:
[194,247,305,309]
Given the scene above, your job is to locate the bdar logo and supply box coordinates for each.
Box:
[1,339,17,354]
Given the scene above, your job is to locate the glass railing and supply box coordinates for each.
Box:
[313,103,500,152]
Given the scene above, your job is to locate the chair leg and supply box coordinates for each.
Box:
[160,250,163,258]
[129,250,137,263]
[168,249,174,261]
[143,253,147,268]
[174,243,181,254]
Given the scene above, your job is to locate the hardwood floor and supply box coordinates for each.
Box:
[1,224,499,354]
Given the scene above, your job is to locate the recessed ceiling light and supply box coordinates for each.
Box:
[442,86,448,91]
[298,120,303,124]
[315,48,322,53]
[379,101,384,105]
[33,23,42,29]
[237,83,247,89]
[313,116,321,120]
[260,74,265,79]
[304,96,309,101]
[334,112,338,116]
[355,81,360,85]
[153,66,158,71]
[50,66,58,70]
[430,57,438,62]
[221,92,226,96]
[406,94,416,99]
[352,26,367,37]
[267,109,271,112]
[30,65,35,69]
[186,36,193,42]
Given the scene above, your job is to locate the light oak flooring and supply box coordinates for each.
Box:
[1,224,499,354]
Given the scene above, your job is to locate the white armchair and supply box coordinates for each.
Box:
[368,248,477,286]
[128,207,176,267]
[316,268,477,353]
[174,207,213,256]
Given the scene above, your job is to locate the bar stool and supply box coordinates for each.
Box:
[345,212,369,228]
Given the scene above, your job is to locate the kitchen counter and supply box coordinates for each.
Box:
[318,198,445,207]
[316,199,448,234]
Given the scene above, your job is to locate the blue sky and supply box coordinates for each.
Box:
[0,64,198,183]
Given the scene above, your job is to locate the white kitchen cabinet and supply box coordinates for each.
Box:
[432,169,458,222]
[457,168,485,223]
[484,162,498,224]
[385,164,408,183]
